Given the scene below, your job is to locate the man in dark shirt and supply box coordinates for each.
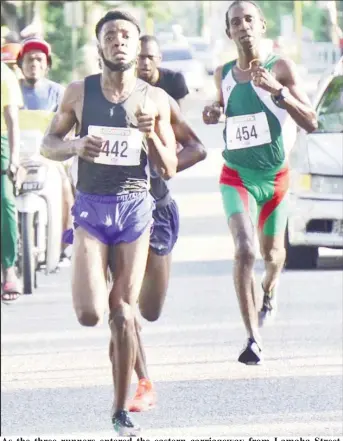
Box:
[126,35,206,413]
[137,35,189,108]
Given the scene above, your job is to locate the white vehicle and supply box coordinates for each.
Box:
[187,37,217,75]
[160,45,207,92]
[286,57,343,269]
[16,110,63,294]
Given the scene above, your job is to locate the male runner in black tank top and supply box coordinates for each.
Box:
[41,10,177,436]
[121,35,207,412]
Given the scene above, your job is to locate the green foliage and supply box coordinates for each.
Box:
[97,0,171,21]
[258,0,293,39]
[130,0,156,16]
[154,2,198,36]
[302,3,330,41]
[42,0,173,84]
[44,2,87,85]
[258,0,331,41]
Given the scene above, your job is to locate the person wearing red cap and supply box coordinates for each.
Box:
[17,38,64,112]
[17,37,75,259]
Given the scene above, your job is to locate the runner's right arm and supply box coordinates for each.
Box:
[41,81,102,162]
[214,65,224,108]
[168,97,207,172]
[137,87,178,179]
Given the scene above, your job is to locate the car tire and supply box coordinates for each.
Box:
[284,226,319,270]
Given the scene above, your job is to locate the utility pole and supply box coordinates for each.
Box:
[64,1,83,80]
[198,0,205,36]
[145,15,154,34]
[326,0,342,45]
[294,0,302,64]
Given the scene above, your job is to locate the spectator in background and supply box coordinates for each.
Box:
[1,62,23,303]
[17,38,64,112]
[17,37,75,258]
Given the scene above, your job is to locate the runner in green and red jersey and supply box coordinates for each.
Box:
[203,0,318,364]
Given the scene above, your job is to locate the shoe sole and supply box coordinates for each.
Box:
[241,359,263,365]
[238,344,263,365]
[113,421,141,436]
[238,356,263,366]
[1,293,21,305]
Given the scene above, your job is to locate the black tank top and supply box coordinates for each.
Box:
[77,74,150,195]
[147,70,181,204]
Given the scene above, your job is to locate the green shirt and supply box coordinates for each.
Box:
[221,53,297,171]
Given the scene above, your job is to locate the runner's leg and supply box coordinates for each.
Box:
[108,227,150,413]
[229,212,260,342]
[139,251,172,322]
[139,200,178,321]
[134,315,149,379]
[220,165,262,364]
[71,227,109,326]
[258,167,289,326]
[127,251,171,412]
[129,200,178,411]
[259,232,286,289]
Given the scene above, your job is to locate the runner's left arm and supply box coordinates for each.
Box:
[252,58,318,133]
[41,81,82,161]
[169,96,207,172]
[274,59,318,132]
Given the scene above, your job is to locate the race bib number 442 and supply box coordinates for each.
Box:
[89,125,143,166]
[226,112,272,150]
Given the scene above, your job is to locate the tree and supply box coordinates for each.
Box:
[1,0,173,84]
[44,1,87,84]
[1,0,38,40]
[258,0,333,42]
[98,0,170,20]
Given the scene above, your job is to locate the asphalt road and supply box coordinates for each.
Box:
[1,85,342,439]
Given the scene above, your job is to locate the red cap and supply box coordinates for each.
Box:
[19,38,51,59]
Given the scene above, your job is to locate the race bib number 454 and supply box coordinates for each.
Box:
[89,125,143,166]
[226,112,272,150]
